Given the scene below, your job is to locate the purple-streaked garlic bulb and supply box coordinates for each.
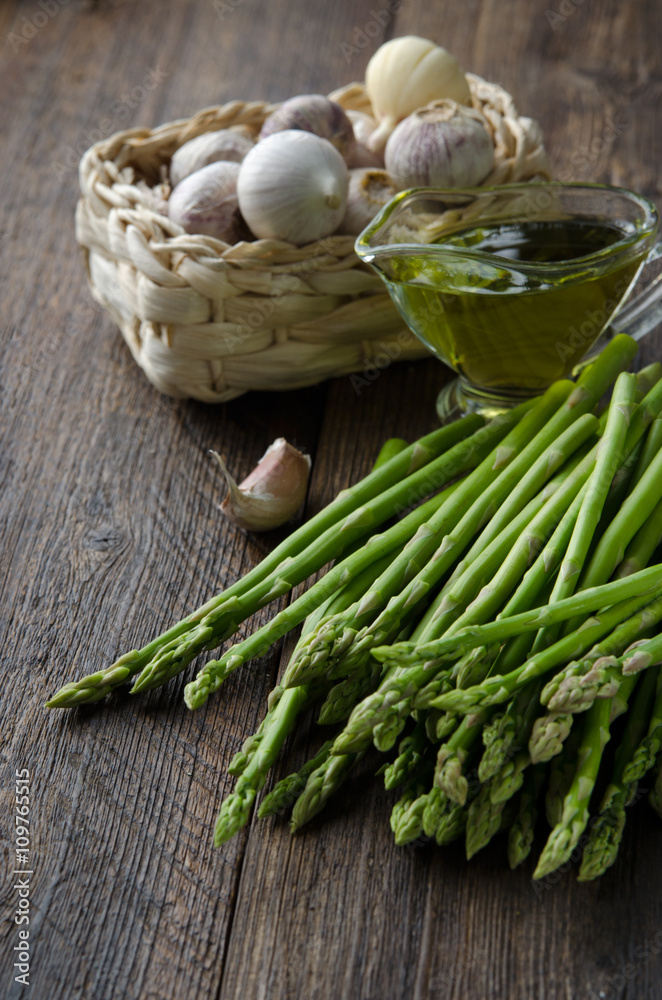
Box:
[384,100,494,189]
[260,94,355,160]
[346,110,384,168]
[170,128,255,186]
[168,161,242,242]
[339,168,398,236]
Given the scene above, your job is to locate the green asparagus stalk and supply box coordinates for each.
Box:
[527,711,574,764]
[214,685,310,845]
[545,724,583,826]
[621,667,662,783]
[508,765,546,868]
[331,577,662,757]
[383,721,429,790]
[257,740,334,818]
[531,371,637,651]
[615,497,662,578]
[291,750,365,831]
[391,779,432,846]
[630,415,662,489]
[578,668,658,880]
[533,673,639,879]
[434,710,489,805]
[579,444,662,592]
[465,782,506,859]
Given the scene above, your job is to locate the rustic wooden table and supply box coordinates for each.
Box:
[2,1,662,998]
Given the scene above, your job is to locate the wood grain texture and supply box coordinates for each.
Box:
[0,1,661,998]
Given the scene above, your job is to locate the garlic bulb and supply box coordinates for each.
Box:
[260,94,355,160]
[170,128,254,186]
[339,168,398,236]
[212,438,311,532]
[346,110,384,168]
[168,161,243,242]
[365,35,471,151]
[237,130,348,245]
[384,101,494,189]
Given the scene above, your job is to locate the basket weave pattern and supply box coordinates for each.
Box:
[75,77,550,402]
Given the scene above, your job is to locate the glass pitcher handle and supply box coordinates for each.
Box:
[573,237,662,373]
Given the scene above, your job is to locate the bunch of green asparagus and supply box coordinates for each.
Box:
[48,334,662,881]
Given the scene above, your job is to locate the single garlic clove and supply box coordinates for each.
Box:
[170,128,255,186]
[212,438,312,532]
[168,161,243,242]
[339,168,398,236]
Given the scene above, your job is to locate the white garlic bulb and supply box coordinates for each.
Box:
[346,111,384,168]
[366,35,471,151]
[168,161,243,242]
[170,128,254,186]
[212,438,311,532]
[384,101,494,190]
[237,130,348,244]
[339,168,398,236]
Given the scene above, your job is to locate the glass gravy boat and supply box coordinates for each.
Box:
[355,183,661,417]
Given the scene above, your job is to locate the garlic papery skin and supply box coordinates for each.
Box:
[384,101,494,190]
[170,128,255,186]
[168,161,243,242]
[260,94,355,160]
[365,35,471,151]
[346,111,384,168]
[339,168,398,236]
[237,130,349,245]
[212,438,311,532]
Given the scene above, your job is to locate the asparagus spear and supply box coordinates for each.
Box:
[621,666,662,783]
[465,782,506,859]
[533,674,639,880]
[214,685,310,845]
[545,725,583,826]
[291,749,366,831]
[508,765,546,868]
[383,721,429,790]
[257,740,334,818]
[579,444,662,592]
[615,496,662,578]
[434,710,489,805]
[578,669,658,880]
[527,712,574,764]
[530,371,637,651]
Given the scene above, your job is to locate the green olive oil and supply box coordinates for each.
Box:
[381,218,644,393]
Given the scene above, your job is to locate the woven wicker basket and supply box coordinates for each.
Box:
[75,76,550,402]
